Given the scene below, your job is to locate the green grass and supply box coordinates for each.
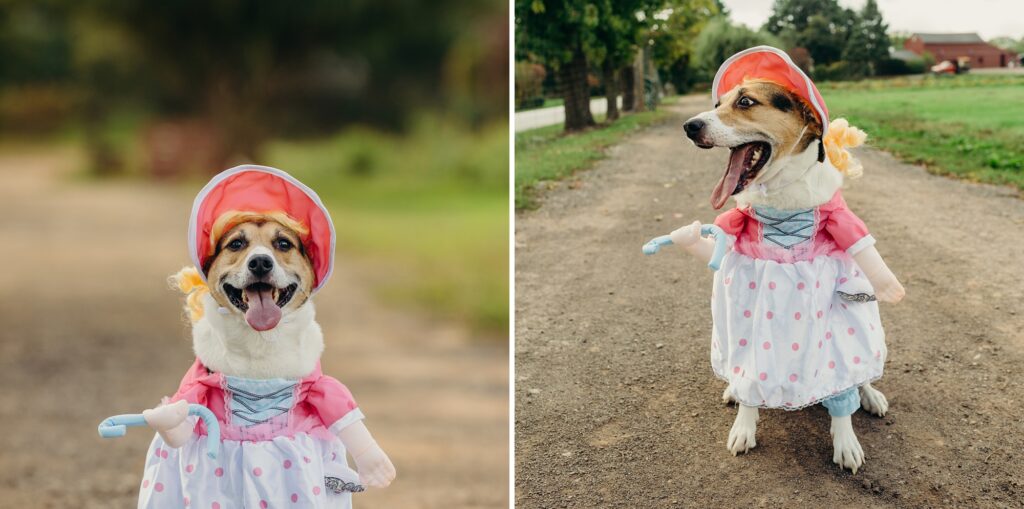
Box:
[515,102,676,209]
[820,74,1024,191]
[266,118,509,334]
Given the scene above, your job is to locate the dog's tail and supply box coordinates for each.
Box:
[170,266,208,322]
[823,118,866,179]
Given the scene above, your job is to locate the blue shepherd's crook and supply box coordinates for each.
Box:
[98,404,221,460]
[642,224,729,271]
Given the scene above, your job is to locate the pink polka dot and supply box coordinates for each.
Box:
[154,482,164,493]
[260,502,268,509]
[743,310,751,318]
[847,327,855,335]
[160,449,169,459]
[749,282,756,289]
[817,310,823,319]
[303,456,311,464]
[797,282,806,290]
[738,338,748,346]
[839,277,848,284]
[142,480,149,489]
[768,281,776,290]
[214,467,224,478]
[186,464,194,474]
[154,447,161,457]
[212,503,220,509]
[759,372,768,381]
[853,356,861,364]
[789,374,798,382]
[253,467,262,477]
[870,323,876,331]
[841,303,848,309]
[828,360,836,369]
[766,311,774,319]
[291,494,299,503]
[762,341,771,350]
[876,350,882,358]
[818,340,823,348]
[725,277,731,285]
[785,402,793,407]
[794,312,801,320]
[313,486,322,496]
[283,459,292,469]
[791,342,800,351]
[184,497,190,506]
[825,331,832,340]
[733,366,741,374]
[331,452,337,461]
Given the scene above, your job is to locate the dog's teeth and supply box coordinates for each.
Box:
[242,291,249,304]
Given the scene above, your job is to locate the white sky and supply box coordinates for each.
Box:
[722,0,1024,40]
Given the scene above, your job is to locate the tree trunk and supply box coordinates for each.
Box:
[602,61,619,122]
[558,42,595,132]
[630,50,646,112]
[621,65,635,112]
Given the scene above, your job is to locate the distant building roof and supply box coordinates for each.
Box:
[889,49,920,61]
[911,33,985,44]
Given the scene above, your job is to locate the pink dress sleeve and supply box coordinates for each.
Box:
[823,195,874,254]
[306,375,362,433]
[714,207,748,237]
[169,359,212,407]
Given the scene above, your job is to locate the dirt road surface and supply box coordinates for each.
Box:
[0,149,508,508]
[515,96,1024,508]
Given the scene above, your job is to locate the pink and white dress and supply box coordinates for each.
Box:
[710,191,886,410]
[138,359,365,508]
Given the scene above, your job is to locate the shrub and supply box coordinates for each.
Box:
[515,62,547,110]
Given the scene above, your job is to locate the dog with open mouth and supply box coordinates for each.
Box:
[132,165,395,508]
[656,47,905,473]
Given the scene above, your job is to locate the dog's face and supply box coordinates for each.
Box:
[683,79,823,209]
[206,219,314,331]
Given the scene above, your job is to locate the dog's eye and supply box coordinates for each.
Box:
[274,238,293,251]
[226,238,246,251]
[737,96,755,108]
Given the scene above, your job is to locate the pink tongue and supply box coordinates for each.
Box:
[245,287,282,331]
[710,146,751,210]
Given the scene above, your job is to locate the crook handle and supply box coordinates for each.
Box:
[98,404,221,459]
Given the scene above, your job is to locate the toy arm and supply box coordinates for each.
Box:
[142,399,194,448]
[337,420,396,488]
[669,220,718,263]
[853,245,904,304]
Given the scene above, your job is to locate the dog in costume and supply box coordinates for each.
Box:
[102,165,395,507]
[645,47,904,473]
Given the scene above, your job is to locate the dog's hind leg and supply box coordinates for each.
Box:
[726,404,758,455]
[830,415,865,473]
[859,382,889,417]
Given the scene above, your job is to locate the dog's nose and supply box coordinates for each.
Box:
[683,119,705,138]
[248,254,274,277]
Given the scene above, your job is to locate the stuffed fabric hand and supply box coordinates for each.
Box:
[853,246,905,304]
[353,442,397,488]
[142,399,193,448]
[338,420,397,488]
[669,220,702,247]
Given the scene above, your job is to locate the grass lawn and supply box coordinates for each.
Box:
[515,100,676,209]
[266,119,509,335]
[820,74,1024,191]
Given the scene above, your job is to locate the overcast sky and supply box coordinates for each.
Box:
[722,0,1024,40]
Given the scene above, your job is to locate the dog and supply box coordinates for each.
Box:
[668,77,904,473]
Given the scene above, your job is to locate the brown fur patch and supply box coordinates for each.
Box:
[715,79,823,157]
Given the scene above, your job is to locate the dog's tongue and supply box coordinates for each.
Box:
[710,145,753,210]
[245,287,281,331]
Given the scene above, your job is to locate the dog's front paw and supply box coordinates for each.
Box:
[859,383,888,417]
[830,416,865,474]
[726,406,758,456]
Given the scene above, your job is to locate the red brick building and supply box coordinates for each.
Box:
[904,33,1018,68]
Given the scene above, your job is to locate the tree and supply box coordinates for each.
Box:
[646,0,720,94]
[692,18,781,81]
[592,0,647,121]
[515,0,598,131]
[844,0,889,76]
[764,0,854,66]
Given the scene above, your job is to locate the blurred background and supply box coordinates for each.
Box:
[0,0,509,507]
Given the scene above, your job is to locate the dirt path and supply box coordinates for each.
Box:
[0,150,508,509]
[515,96,1024,508]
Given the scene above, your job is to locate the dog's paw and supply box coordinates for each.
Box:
[859,383,888,417]
[726,407,758,456]
[830,416,865,474]
[722,387,736,405]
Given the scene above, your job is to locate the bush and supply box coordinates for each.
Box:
[691,18,783,83]
[814,60,862,81]
[515,62,547,110]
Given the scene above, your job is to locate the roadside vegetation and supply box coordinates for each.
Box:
[822,74,1024,192]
